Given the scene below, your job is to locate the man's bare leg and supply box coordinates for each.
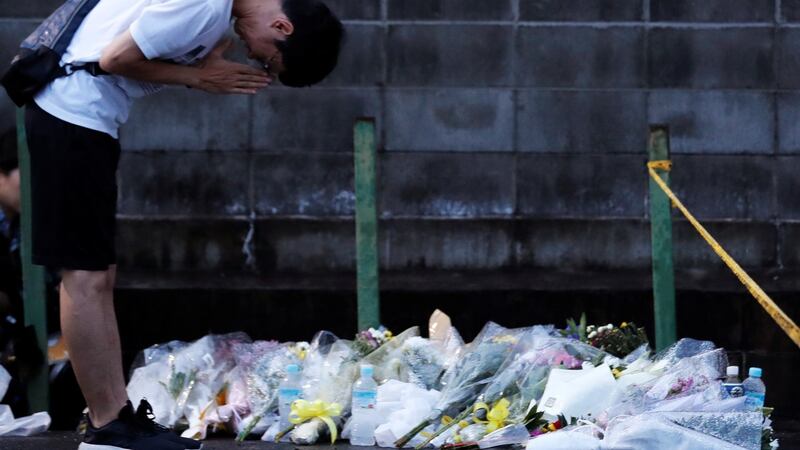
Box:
[61,265,128,427]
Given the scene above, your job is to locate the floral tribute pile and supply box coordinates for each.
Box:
[124,311,779,449]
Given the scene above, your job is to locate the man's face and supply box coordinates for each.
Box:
[0,168,20,213]
[233,15,291,79]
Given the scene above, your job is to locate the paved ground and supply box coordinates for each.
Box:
[0,433,339,449]
[1,427,799,450]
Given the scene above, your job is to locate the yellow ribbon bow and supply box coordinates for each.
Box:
[289,399,343,444]
[472,398,511,433]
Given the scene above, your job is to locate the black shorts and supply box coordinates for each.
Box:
[25,102,120,271]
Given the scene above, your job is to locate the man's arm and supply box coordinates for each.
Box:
[99,31,271,94]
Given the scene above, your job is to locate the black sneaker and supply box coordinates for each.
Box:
[135,399,203,450]
[80,401,184,450]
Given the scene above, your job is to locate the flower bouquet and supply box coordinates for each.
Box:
[178,334,251,439]
[393,322,520,447]
[354,326,395,358]
[361,327,421,384]
[383,311,467,391]
[127,333,250,430]
[559,314,649,359]
[643,348,728,404]
[412,328,548,447]
[585,322,648,359]
[438,335,623,449]
[232,340,304,441]
[127,339,189,426]
[275,331,361,445]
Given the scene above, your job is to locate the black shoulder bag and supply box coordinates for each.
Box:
[1,0,107,107]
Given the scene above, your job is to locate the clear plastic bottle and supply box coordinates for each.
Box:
[743,367,766,410]
[722,366,744,398]
[350,364,378,446]
[278,364,303,432]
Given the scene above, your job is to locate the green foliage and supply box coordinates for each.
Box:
[522,403,546,431]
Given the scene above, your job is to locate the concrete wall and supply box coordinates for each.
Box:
[4,0,800,281]
[3,0,800,412]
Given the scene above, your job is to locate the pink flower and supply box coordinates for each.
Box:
[667,377,695,397]
[552,353,582,369]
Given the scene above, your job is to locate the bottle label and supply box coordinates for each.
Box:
[723,383,744,398]
[352,390,377,410]
[744,392,765,409]
[279,388,302,407]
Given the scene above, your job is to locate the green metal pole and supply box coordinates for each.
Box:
[16,107,49,411]
[648,125,677,351]
[354,119,380,330]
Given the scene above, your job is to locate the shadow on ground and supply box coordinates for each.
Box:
[1,428,800,450]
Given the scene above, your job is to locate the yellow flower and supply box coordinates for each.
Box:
[621,322,628,328]
[547,423,557,432]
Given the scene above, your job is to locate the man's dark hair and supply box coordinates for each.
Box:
[278,0,344,87]
[0,129,18,175]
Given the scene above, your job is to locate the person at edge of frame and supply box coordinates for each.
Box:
[0,127,84,429]
[19,0,344,448]
[0,126,31,419]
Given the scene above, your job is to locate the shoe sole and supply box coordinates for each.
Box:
[79,444,203,450]
[79,444,132,450]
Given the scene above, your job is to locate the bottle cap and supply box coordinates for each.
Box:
[287,364,300,374]
[749,367,762,378]
[361,364,374,377]
[726,366,739,377]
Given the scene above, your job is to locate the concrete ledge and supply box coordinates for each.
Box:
[114,267,800,293]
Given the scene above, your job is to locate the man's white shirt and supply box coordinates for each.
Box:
[34,0,233,138]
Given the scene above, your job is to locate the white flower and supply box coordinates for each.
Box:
[588,331,597,339]
[368,328,383,340]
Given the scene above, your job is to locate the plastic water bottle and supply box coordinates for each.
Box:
[278,364,303,431]
[722,366,744,398]
[350,364,378,446]
[743,367,766,410]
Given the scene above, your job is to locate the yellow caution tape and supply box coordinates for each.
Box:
[648,160,672,172]
[647,161,800,349]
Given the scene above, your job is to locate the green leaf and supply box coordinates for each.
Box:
[578,313,587,341]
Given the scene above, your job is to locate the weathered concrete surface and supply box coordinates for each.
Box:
[118,151,250,216]
[520,0,643,21]
[516,27,646,88]
[251,88,382,152]
[388,25,513,87]
[385,89,514,151]
[516,90,648,152]
[651,0,775,22]
[388,0,514,20]
[647,91,775,154]
[648,28,774,89]
[380,152,515,217]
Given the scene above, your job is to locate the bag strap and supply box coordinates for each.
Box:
[52,0,104,55]
[58,62,108,77]
[53,0,108,78]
